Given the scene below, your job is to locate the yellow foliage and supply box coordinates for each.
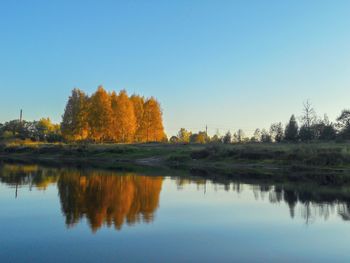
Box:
[61,86,166,143]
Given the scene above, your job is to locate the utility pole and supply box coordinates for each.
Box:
[19,109,23,123]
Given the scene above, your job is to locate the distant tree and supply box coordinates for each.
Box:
[177,128,192,143]
[269,123,284,142]
[261,129,272,143]
[3,120,21,136]
[222,131,232,144]
[189,131,207,144]
[37,118,54,138]
[299,100,317,142]
[251,128,261,142]
[284,115,299,142]
[36,118,61,142]
[61,88,89,141]
[337,109,350,139]
[210,129,222,143]
[319,125,337,141]
[299,125,315,142]
[236,129,245,143]
[88,86,113,142]
[313,115,336,141]
[210,134,222,143]
[169,136,179,144]
[301,100,316,128]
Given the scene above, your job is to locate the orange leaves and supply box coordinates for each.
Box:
[61,86,166,143]
[88,86,113,141]
[57,171,163,232]
[138,97,166,142]
[111,90,137,142]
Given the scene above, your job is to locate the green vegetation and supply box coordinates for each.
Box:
[1,142,350,185]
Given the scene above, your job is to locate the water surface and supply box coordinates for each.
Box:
[1,164,350,262]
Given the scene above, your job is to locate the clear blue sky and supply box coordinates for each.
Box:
[1,0,349,136]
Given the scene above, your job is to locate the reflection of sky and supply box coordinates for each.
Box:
[0,179,350,262]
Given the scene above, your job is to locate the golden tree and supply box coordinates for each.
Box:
[61,88,89,140]
[88,86,113,142]
[57,171,163,232]
[139,97,166,142]
[110,90,136,142]
[130,94,145,142]
[61,86,165,143]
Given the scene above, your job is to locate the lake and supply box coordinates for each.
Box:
[1,163,350,262]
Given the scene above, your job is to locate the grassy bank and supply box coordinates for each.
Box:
[1,141,350,184]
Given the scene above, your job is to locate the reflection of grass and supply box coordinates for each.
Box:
[2,142,350,184]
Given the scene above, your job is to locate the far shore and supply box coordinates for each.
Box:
[1,142,350,185]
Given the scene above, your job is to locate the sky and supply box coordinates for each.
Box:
[0,0,349,136]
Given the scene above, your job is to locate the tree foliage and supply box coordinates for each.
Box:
[60,87,166,143]
[61,88,89,141]
[177,128,191,143]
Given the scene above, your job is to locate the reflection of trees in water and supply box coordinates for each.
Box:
[250,183,350,223]
[57,171,163,232]
[0,164,59,196]
[2,164,350,225]
[174,177,350,224]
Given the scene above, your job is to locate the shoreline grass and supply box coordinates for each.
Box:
[1,141,350,185]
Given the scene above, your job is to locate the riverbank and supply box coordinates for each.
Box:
[1,142,350,185]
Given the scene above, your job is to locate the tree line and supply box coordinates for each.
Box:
[1,98,350,144]
[169,100,350,144]
[0,117,61,142]
[61,86,166,142]
[0,86,166,143]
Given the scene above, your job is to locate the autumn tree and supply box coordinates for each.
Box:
[88,86,113,142]
[138,97,165,142]
[61,88,89,141]
[110,90,136,142]
[177,128,191,143]
[189,131,207,144]
[60,86,165,143]
[36,118,61,142]
[130,95,145,142]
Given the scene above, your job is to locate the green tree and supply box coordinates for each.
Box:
[177,128,191,143]
[252,128,261,142]
[337,110,350,139]
[222,131,232,144]
[284,115,299,142]
[189,132,207,144]
[270,122,284,142]
[261,129,272,143]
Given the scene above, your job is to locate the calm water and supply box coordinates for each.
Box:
[1,164,350,262]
